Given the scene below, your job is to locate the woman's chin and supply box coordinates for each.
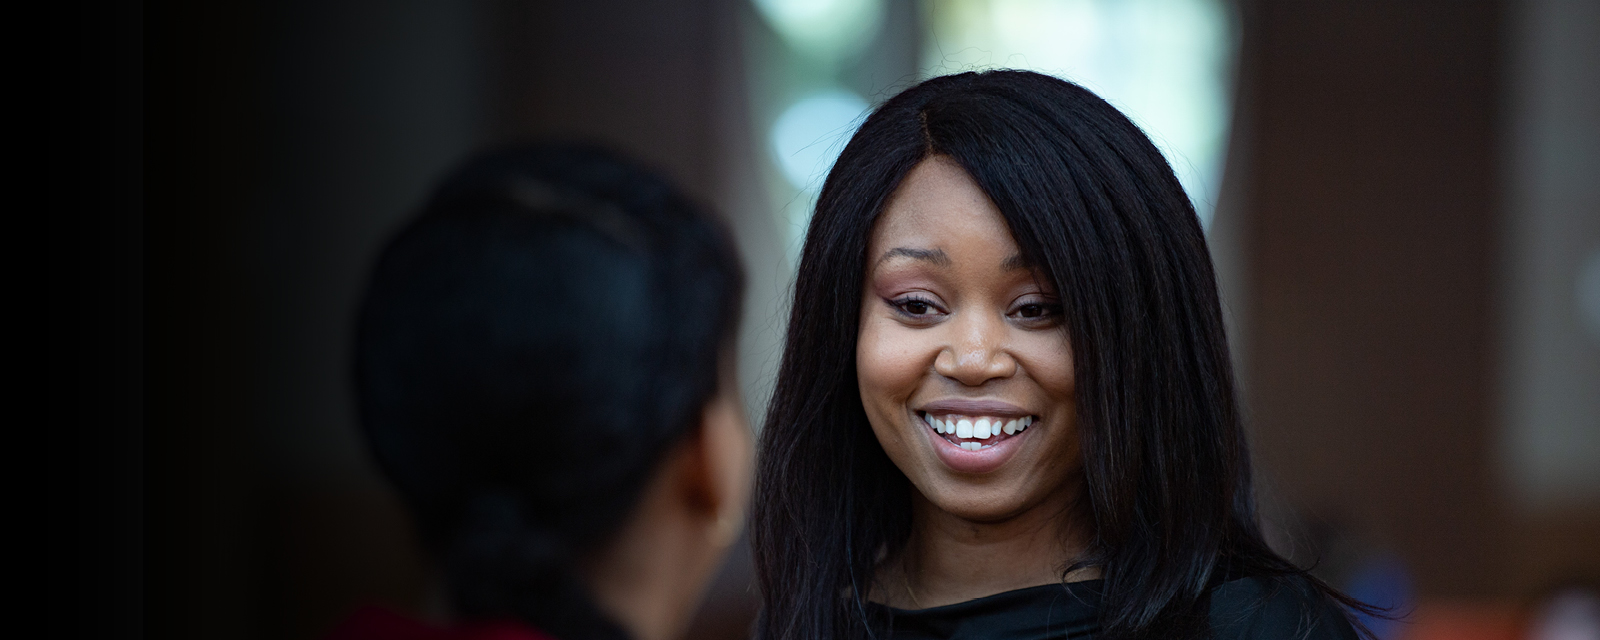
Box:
[916,483,1036,524]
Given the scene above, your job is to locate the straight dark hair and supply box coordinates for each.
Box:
[751,70,1366,640]
[356,144,744,640]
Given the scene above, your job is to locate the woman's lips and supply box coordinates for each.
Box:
[918,398,1030,418]
[916,409,1038,474]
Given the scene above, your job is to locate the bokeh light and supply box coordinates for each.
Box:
[752,0,886,62]
[923,0,1235,228]
[768,89,871,246]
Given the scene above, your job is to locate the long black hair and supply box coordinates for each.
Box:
[751,70,1360,639]
[355,143,744,639]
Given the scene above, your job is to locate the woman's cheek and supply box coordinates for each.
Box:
[858,317,926,403]
[1017,331,1075,394]
[857,317,934,466]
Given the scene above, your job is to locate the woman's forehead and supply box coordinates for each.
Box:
[870,157,1020,263]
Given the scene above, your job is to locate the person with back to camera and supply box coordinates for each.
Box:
[332,144,752,640]
[751,70,1380,640]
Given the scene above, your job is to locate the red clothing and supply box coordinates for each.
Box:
[326,606,556,640]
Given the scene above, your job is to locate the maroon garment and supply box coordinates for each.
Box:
[325,606,557,640]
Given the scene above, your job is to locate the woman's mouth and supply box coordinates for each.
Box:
[918,411,1036,450]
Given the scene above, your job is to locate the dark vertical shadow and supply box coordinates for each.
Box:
[48,1,145,637]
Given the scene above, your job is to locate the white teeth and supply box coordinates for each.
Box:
[961,442,981,451]
[927,413,1038,443]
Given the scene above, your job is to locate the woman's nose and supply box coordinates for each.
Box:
[933,312,1016,386]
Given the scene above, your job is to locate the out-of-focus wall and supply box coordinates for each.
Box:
[1236,0,1508,596]
[1216,0,1599,600]
[151,1,781,638]
[153,1,489,637]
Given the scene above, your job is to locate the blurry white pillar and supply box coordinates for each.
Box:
[1500,0,1600,509]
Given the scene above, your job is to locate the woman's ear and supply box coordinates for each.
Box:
[581,385,754,640]
[681,386,754,548]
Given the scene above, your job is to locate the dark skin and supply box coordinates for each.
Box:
[857,156,1096,609]
[579,380,753,640]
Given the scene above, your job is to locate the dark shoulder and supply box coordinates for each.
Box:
[1207,574,1360,640]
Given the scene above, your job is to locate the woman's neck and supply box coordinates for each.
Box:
[876,487,1097,609]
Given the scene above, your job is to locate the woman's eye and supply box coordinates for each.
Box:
[890,296,940,318]
[1011,300,1062,322]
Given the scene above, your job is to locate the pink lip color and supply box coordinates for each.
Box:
[925,417,1030,474]
[917,398,1031,418]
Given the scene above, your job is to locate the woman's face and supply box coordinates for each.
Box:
[857,156,1082,523]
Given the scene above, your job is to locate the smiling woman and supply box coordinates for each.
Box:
[855,156,1094,610]
[751,71,1372,640]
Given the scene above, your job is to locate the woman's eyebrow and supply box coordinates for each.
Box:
[1001,253,1031,271]
[877,247,949,267]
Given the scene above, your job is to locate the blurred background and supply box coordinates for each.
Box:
[90,0,1597,637]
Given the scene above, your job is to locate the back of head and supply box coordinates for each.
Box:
[355,144,744,639]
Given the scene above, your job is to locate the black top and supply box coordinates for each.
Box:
[868,576,1358,640]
